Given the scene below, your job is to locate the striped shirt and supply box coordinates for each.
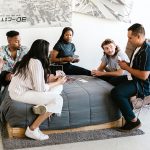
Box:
[8,58,50,96]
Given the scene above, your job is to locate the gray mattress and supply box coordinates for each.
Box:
[0,75,121,130]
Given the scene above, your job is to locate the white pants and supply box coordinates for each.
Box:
[9,85,63,115]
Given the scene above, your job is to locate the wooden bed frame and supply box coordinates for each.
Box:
[6,117,123,138]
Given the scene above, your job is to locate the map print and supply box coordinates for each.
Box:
[74,0,133,23]
[0,0,72,28]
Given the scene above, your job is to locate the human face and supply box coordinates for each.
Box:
[127,30,141,47]
[63,30,73,42]
[103,43,116,56]
[8,35,21,50]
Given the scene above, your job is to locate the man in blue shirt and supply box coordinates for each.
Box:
[111,23,150,131]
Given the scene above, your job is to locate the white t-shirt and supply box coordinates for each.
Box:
[127,47,141,80]
[130,47,141,67]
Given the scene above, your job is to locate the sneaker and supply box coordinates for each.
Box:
[32,105,47,115]
[117,118,141,132]
[25,126,49,140]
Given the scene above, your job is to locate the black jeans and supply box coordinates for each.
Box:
[97,76,123,86]
[62,63,91,76]
[0,71,11,87]
[0,71,10,104]
[111,75,137,122]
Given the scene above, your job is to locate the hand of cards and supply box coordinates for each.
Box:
[73,55,79,59]
[72,55,80,63]
[55,70,76,82]
[56,70,66,77]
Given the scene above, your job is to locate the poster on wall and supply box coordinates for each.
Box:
[74,0,133,23]
[0,0,72,28]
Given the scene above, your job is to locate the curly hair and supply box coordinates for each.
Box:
[101,38,120,57]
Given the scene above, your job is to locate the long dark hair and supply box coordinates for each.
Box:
[57,27,74,43]
[101,39,120,57]
[13,39,50,82]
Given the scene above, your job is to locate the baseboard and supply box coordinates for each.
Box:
[6,117,123,138]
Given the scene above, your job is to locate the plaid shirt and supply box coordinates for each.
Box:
[0,45,28,72]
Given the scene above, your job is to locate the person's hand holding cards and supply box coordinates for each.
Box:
[56,70,66,77]
[72,55,80,63]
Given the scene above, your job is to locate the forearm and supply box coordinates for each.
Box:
[102,70,124,77]
[51,57,72,63]
[48,76,66,89]
[48,81,61,89]
[97,66,102,71]
[126,66,149,80]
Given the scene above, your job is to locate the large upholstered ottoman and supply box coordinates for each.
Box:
[0,75,122,138]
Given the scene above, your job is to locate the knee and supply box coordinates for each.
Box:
[111,87,121,100]
[50,84,63,94]
[111,88,115,99]
[55,95,63,106]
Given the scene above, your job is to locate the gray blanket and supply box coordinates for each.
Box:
[0,75,121,130]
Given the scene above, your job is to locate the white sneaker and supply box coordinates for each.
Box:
[32,105,47,114]
[25,126,49,140]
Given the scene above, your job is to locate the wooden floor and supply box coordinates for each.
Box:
[7,118,123,138]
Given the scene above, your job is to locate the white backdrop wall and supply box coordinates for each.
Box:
[0,0,149,70]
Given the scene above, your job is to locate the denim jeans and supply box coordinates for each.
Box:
[111,75,137,122]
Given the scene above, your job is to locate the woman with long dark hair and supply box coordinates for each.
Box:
[50,27,91,75]
[8,39,67,140]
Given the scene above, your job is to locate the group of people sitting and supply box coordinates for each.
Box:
[0,23,150,141]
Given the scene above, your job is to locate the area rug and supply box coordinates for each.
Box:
[0,125,144,150]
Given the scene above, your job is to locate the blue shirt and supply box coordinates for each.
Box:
[53,41,76,58]
[0,45,28,72]
[131,40,150,98]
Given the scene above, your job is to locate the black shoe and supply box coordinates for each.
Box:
[117,118,141,132]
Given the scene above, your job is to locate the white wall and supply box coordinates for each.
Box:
[0,0,149,70]
[130,0,150,36]
[72,13,129,69]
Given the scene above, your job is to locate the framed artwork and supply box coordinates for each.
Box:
[74,0,133,23]
[0,0,72,28]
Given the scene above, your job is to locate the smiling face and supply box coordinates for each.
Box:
[103,43,116,56]
[63,30,73,42]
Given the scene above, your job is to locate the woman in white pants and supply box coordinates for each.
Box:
[8,39,67,140]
